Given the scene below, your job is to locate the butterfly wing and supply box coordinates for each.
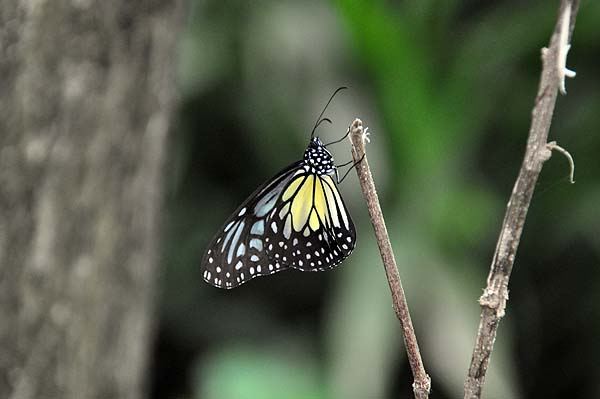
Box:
[201,161,303,289]
[264,173,356,272]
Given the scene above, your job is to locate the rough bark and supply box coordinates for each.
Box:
[348,119,431,399]
[0,1,182,398]
[464,1,580,398]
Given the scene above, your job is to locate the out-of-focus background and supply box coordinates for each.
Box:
[154,1,599,398]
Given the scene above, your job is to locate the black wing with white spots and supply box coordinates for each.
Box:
[201,162,302,289]
[201,136,357,289]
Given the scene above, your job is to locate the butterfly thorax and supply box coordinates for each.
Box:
[303,137,335,176]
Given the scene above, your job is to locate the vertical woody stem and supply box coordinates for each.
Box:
[349,119,431,399]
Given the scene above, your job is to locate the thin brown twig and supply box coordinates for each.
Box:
[464,1,580,398]
[349,119,431,399]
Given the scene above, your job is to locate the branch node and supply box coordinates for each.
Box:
[546,141,576,183]
[479,288,507,318]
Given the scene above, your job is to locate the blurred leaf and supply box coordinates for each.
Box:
[325,233,401,399]
[429,184,501,256]
[195,344,328,399]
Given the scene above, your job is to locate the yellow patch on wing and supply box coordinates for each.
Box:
[322,176,348,229]
[313,177,329,227]
[282,176,305,201]
[321,176,340,227]
[309,210,320,231]
[291,175,314,231]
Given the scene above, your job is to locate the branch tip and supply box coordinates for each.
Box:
[558,1,576,95]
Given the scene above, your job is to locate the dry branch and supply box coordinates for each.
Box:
[464,1,580,397]
[349,119,431,399]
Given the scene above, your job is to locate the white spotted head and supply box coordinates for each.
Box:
[304,137,335,176]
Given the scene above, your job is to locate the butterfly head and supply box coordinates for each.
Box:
[304,137,335,175]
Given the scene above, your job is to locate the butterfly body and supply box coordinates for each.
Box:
[202,136,356,289]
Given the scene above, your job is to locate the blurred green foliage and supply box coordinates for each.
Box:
[153,1,600,398]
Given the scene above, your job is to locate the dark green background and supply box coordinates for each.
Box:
[152,1,600,398]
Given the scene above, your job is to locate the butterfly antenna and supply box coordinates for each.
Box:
[311,86,348,139]
[313,117,332,132]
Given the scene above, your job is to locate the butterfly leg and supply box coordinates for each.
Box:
[336,153,365,184]
[324,126,351,147]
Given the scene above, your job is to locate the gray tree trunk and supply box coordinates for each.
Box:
[0,1,182,398]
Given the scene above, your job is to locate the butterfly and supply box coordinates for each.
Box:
[201,88,358,289]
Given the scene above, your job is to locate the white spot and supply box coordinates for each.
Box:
[320,247,325,253]
[275,263,281,269]
[298,260,303,266]
[224,221,235,232]
[307,242,312,247]
[240,273,245,280]
[269,264,274,271]
[310,262,315,266]
[238,207,247,216]
[315,251,320,257]
[293,238,298,246]
[318,261,322,265]
[346,236,352,243]
[283,256,287,262]
[209,257,213,263]
[236,243,246,257]
[216,266,222,273]
[250,255,259,262]
[306,254,311,259]
[342,244,348,250]
[250,239,263,251]
[257,265,262,273]
[227,221,245,263]
[205,271,212,280]
[337,232,342,237]
[250,220,265,235]
[318,234,322,241]
[271,221,278,233]
[268,244,273,250]
[249,267,255,275]
[283,215,292,239]
[279,241,284,247]
[235,261,244,270]
[226,272,231,278]
[222,221,239,252]
[275,253,279,258]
